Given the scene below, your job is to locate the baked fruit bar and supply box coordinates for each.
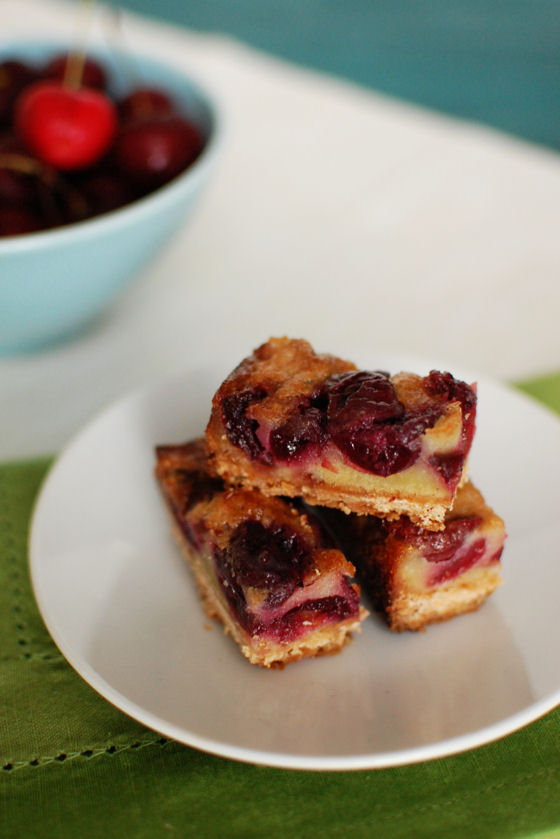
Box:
[155,439,367,668]
[205,337,477,530]
[323,480,505,631]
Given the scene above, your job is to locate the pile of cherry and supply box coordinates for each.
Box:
[0,53,205,237]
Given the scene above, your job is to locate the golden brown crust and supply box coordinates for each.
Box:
[213,336,355,430]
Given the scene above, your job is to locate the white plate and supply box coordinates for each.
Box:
[30,353,560,771]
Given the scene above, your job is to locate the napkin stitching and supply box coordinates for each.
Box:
[2,750,557,805]
[0,468,61,663]
[1,651,65,661]
[2,736,170,773]
[0,469,32,657]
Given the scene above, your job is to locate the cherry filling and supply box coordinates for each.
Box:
[263,594,359,643]
[228,519,312,606]
[426,538,487,586]
[212,519,357,639]
[326,372,445,475]
[327,371,404,428]
[221,388,268,461]
[424,371,477,482]
[214,520,311,622]
[222,369,475,478]
[389,515,482,561]
[269,404,327,460]
[388,515,495,586]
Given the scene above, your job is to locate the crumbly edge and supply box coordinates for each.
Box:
[386,568,502,632]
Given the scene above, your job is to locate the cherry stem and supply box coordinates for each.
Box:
[63,0,96,89]
[64,50,87,90]
[103,4,139,89]
[0,153,57,185]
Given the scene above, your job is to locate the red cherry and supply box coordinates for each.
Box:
[43,54,107,90]
[113,114,203,187]
[118,87,174,121]
[15,81,117,170]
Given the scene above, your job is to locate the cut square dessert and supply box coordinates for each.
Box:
[205,337,477,530]
[322,480,505,632]
[155,439,367,668]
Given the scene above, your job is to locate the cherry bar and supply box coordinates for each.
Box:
[154,439,366,668]
[206,338,477,529]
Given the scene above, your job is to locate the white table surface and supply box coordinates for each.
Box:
[2,0,559,462]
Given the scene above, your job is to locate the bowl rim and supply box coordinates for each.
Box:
[0,40,222,251]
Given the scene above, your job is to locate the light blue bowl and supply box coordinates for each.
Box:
[0,42,221,354]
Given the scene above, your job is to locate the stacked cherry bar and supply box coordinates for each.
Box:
[204,338,506,635]
[0,52,204,236]
[156,338,505,667]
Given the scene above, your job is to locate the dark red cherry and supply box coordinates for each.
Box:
[0,163,36,206]
[0,60,37,124]
[78,169,133,216]
[119,87,174,121]
[323,372,444,476]
[331,415,437,476]
[228,520,312,606]
[423,370,476,412]
[221,388,268,461]
[0,131,25,153]
[42,54,107,90]
[0,204,42,235]
[0,135,38,205]
[113,114,203,187]
[15,80,117,170]
[326,371,405,435]
[269,406,326,460]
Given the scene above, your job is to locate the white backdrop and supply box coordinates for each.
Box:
[2,0,559,459]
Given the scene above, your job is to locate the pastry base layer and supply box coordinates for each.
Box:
[386,567,502,632]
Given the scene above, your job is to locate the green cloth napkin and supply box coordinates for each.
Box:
[2,378,560,839]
